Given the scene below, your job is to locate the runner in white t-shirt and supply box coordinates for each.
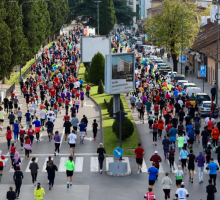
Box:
[68,130,77,155]
[175,182,189,200]
[39,109,46,130]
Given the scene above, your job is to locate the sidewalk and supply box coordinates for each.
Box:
[162,55,220,105]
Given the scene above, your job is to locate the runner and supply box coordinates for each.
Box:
[147,162,159,189]
[78,120,87,144]
[65,156,75,188]
[68,130,77,156]
[187,150,195,183]
[0,150,6,182]
[134,143,145,174]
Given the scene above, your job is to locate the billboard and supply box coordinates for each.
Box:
[105,53,135,94]
[81,36,111,63]
[83,28,95,36]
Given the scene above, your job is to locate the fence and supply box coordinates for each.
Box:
[6,83,15,97]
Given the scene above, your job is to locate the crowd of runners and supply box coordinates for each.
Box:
[131,55,220,200]
[0,25,104,199]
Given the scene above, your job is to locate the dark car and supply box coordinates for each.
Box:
[195,93,211,108]
[173,74,185,81]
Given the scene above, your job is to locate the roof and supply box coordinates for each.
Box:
[200,41,220,61]
[147,4,206,17]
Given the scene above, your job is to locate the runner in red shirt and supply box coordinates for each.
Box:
[34,94,38,104]
[11,92,15,100]
[86,84,90,99]
[57,97,63,112]
[63,114,70,121]
[144,187,156,200]
[75,90,79,100]
[71,88,76,102]
[154,103,159,116]
[40,104,45,109]
[50,88,56,98]
[0,150,6,182]
[28,125,35,144]
[134,143,145,174]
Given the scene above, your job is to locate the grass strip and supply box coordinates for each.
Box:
[6,58,36,85]
[78,63,139,155]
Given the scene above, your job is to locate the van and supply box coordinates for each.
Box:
[177,80,188,86]
[181,83,196,90]
[185,87,201,96]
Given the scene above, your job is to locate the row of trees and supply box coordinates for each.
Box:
[72,0,135,35]
[144,0,208,71]
[0,0,69,80]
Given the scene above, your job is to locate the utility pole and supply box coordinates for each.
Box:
[181,3,184,74]
[94,1,102,35]
[215,3,220,106]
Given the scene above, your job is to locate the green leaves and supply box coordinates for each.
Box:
[88,52,105,85]
[144,0,200,71]
[99,0,116,35]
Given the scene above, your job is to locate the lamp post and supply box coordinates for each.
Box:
[94,1,102,35]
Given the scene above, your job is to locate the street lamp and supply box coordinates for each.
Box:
[94,1,102,35]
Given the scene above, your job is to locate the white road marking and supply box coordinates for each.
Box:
[106,157,114,171]
[4,153,98,157]
[75,157,83,172]
[9,158,24,172]
[141,159,148,172]
[84,137,93,141]
[90,157,99,172]
[58,157,68,172]
[122,157,131,172]
[25,158,38,172]
[59,128,65,150]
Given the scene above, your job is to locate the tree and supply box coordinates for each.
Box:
[112,119,134,140]
[0,0,12,80]
[4,0,29,67]
[22,0,51,57]
[144,0,200,71]
[88,52,105,85]
[113,0,135,25]
[97,80,104,94]
[48,0,69,34]
[107,97,124,118]
[99,0,116,35]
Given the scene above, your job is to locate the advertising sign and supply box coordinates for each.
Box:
[105,53,135,94]
[83,28,95,36]
[200,65,206,77]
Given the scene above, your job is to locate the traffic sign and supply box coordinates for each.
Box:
[113,147,123,158]
[179,56,186,63]
[200,65,206,77]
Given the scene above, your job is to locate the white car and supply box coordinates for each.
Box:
[165,71,177,79]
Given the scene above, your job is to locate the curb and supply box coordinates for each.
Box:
[77,63,104,145]
[89,96,104,145]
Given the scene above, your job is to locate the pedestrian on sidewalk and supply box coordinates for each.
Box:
[29,157,39,186]
[211,85,216,101]
[97,143,106,174]
[185,65,189,76]
[161,172,172,200]
[195,151,205,183]
[34,183,45,200]
[92,119,98,141]
[134,143,145,174]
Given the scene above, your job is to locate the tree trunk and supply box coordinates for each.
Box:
[171,53,178,72]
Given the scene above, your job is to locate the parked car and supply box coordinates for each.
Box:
[165,71,177,79]
[135,40,143,49]
[157,63,170,69]
[181,83,196,90]
[186,87,201,96]
[177,80,188,86]
[195,93,211,108]
[159,68,171,75]
[198,101,219,117]
[174,74,185,81]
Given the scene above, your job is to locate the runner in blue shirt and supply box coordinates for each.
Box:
[78,120,87,144]
[206,158,219,186]
[147,162,159,187]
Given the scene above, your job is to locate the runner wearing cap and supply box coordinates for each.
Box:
[150,151,162,180]
[175,182,189,200]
